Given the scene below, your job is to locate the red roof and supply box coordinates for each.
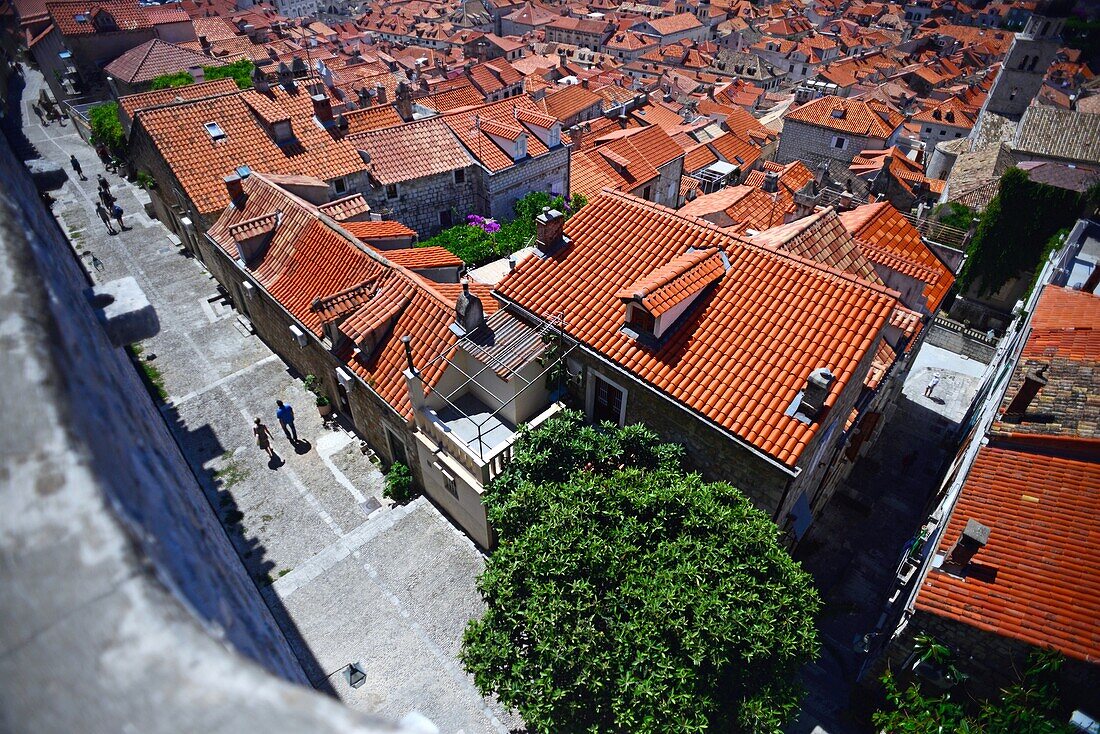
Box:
[785,95,904,138]
[104,39,213,84]
[47,0,149,35]
[915,443,1100,662]
[343,220,418,242]
[496,191,899,467]
[616,247,726,317]
[347,116,472,186]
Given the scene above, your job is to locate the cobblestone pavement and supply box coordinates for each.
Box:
[788,344,989,734]
[11,65,519,734]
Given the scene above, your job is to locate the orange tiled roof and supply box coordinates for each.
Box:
[341,104,403,135]
[915,443,1100,662]
[495,190,899,467]
[839,202,954,314]
[47,0,149,35]
[317,194,370,222]
[442,96,554,172]
[748,208,882,285]
[785,95,903,138]
[342,220,418,241]
[135,85,366,216]
[117,78,238,121]
[347,116,472,186]
[616,247,726,317]
[371,246,463,270]
[104,37,211,84]
[542,83,602,122]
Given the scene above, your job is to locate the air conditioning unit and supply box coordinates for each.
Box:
[289,324,308,347]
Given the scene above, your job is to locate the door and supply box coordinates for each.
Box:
[592,376,625,426]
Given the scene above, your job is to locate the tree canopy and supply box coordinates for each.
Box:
[150,70,195,90]
[874,647,1076,734]
[202,60,255,89]
[461,411,820,733]
[89,101,125,152]
[958,168,1097,296]
[418,191,586,265]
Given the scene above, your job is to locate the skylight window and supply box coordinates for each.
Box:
[205,121,227,140]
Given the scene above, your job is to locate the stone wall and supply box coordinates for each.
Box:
[925,318,997,362]
[362,167,478,238]
[880,609,1100,711]
[68,30,156,99]
[0,127,404,733]
[484,146,571,222]
[776,118,879,170]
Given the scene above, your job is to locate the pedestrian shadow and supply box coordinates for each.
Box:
[0,70,39,163]
[268,453,284,469]
[292,439,311,455]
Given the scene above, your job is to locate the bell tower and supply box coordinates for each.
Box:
[984,14,1064,118]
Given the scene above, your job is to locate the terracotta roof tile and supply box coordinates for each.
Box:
[371,246,463,270]
[136,86,366,216]
[347,116,472,186]
[105,38,212,83]
[496,191,899,467]
[342,220,418,241]
[317,194,370,222]
[118,78,238,121]
[785,95,904,138]
[47,0,149,35]
[542,84,602,122]
[616,247,726,317]
[915,444,1100,662]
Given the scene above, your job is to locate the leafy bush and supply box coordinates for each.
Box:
[418,191,588,266]
[303,374,330,407]
[135,170,155,190]
[89,102,125,153]
[204,60,255,89]
[873,648,1075,734]
[383,461,415,504]
[150,71,195,90]
[462,410,820,733]
[958,168,1096,296]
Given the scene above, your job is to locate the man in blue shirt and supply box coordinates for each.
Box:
[276,400,297,442]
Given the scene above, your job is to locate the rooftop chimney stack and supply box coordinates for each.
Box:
[762,170,780,193]
[943,518,991,574]
[395,81,413,122]
[375,83,387,104]
[536,207,568,256]
[224,173,244,204]
[800,367,834,420]
[401,334,417,374]
[1003,364,1049,422]
[311,93,333,124]
[453,279,485,335]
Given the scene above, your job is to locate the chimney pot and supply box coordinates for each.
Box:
[762,170,780,193]
[800,367,834,420]
[311,93,333,123]
[224,173,244,203]
[401,334,417,373]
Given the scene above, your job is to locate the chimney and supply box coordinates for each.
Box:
[453,279,485,335]
[942,519,991,574]
[1002,365,1048,422]
[224,173,244,204]
[800,367,834,420]
[536,207,568,255]
[401,334,417,374]
[761,170,779,193]
[395,81,413,121]
[312,93,333,124]
[375,83,387,104]
[815,160,829,185]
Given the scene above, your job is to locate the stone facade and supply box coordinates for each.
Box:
[364,166,479,238]
[984,16,1063,119]
[777,118,894,173]
[625,157,683,208]
[481,146,571,222]
[66,27,156,99]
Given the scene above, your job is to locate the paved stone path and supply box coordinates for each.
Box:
[788,344,988,734]
[12,65,517,734]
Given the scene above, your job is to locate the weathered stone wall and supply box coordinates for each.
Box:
[776,118,879,170]
[484,146,571,222]
[361,167,478,238]
[925,319,997,362]
[0,126,404,734]
[68,30,156,98]
[880,609,1100,711]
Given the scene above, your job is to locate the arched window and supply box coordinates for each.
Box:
[1027,56,1039,71]
[1018,54,1029,70]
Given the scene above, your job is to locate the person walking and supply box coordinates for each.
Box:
[97,173,110,193]
[276,400,297,442]
[69,154,86,180]
[32,103,46,126]
[254,418,275,459]
[924,373,941,398]
[95,202,116,233]
[98,187,115,208]
[111,202,127,231]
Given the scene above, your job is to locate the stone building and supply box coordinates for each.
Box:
[777,95,905,177]
[982,14,1064,119]
[489,191,929,542]
[873,252,1100,714]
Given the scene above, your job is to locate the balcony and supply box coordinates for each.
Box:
[418,397,565,486]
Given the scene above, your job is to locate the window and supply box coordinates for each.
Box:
[642,185,652,200]
[385,183,398,199]
[434,462,459,499]
[939,129,946,135]
[591,375,626,426]
[454,168,465,184]
[626,305,655,334]
[334,177,347,193]
[204,121,227,140]
[386,427,407,467]
[439,210,453,227]
[830,135,847,150]
[925,126,932,133]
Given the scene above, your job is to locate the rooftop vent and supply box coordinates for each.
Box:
[830,105,845,118]
[762,170,780,193]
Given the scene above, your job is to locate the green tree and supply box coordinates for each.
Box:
[461,411,820,733]
[958,168,1095,296]
[873,648,1076,734]
[204,59,255,89]
[150,71,195,90]
[383,461,415,504]
[89,101,126,153]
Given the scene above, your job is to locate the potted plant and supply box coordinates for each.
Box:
[303,374,332,417]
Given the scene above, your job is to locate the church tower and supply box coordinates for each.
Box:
[984,14,1064,118]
